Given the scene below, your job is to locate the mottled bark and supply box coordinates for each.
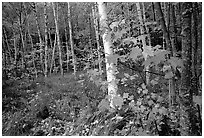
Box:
[44,2,48,77]
[180,2,193,135]
[92,3,102,71]
[98,2,118,108]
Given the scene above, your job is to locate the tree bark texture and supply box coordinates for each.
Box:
[68,2,77,76]
[98,2,118,108]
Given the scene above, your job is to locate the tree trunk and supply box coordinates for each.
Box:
[170,3,178,56]
[151,2,156,21]
[88,12,94,69]
[2,27,12,65]
[67,2,77,76]
[98,2,118,108]
[63,12,69,73]
[191,2,199,95]
[18,10,26,69]
[32,2,44,71]
[180,2,193,135]
[155,2,176,107]
[50,32,57,74]
[52,2,63,76]
[136,2,150,85]
[142,2,151,46]
[12,26,17,67]
[24,2,38,78]
[44,2,48,77]
[92,3,102,71]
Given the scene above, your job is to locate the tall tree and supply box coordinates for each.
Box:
[18,3,26,69]
[32,2,44,71]
[191,2,199,95]
[136,2,150,85]
[142,2,151,46]
[63,11,70,72]
[98,2,118,108]
[155,2,176,107]
[67,2,77,76]
[92,3,102,71]
[44,2,48,77]
[180,2,193,135]
[52,2,63,76]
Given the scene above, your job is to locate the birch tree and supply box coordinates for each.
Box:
[98,2,118,108]
[44,2,48,77]
[136,2,150,85]
[52,2,63,76]
[67,2,77,76]
[155,2,176,107]
[63,12,70,72]
[32,2,44,70]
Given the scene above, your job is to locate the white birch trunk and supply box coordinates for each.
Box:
[44,2,48,77]
[52,2,63,76]
[67,2,77,76]
[136,2,150,85]
[98,2,118,108]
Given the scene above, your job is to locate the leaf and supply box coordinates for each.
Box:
[158,107,167,115]
[98,99,110,112]
[157,96,164,102]
[107,54,119,65]
[124,73,130,78]
[129,47,142,60]
[168,57,184,70]
[123,93,129,99]
[150,77,159,85]
[142,46,154,59]
[148,100,154,106]
[143,89,148,94]
[113,95,124,108]
[164,71,174,79]
[193,96,202,106]
[128,95,134,100]
[141,83,146,89]
[130,75,135,80]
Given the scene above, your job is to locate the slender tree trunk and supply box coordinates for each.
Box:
[32,2,44,71]
[88,12,94,69]
[152,2,156,21]
[92,3,102,71]
[2,27,12,64]
[50,33,57,74]
[191,2,199,95]
[67,2,77,76]
[52,2,63,76]
[18,10,26,69]
[27,18,38,78]
[180,2,193,135]
[12,26,17,67]
[98,2,118,108]
[170,3,178,56]
[142,2,151,46]
[155,2,176,107]
[136,2,150,85]
[44,2,48,77]
[63,13,69,73]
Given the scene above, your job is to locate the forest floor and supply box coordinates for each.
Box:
[2,69,201,136]
[2,71,103,135]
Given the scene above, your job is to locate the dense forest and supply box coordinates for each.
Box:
[2,2,202,136]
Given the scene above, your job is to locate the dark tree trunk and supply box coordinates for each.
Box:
[180,2,193,136]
